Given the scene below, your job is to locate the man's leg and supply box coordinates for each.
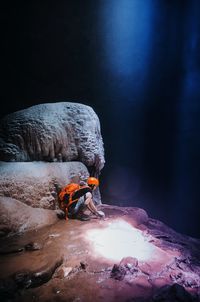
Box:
[84,195,105,217]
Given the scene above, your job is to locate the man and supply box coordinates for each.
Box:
[60,177,105,221]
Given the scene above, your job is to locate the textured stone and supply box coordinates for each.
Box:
[0,160,102,234]
[120,257,138,269]
[0,102,105,175]
[0,102,104,233]
[153,283,197,302]
[110,264,127,280]
[0,161,93,209]
[0,196,58,235]
[0,205,200,302]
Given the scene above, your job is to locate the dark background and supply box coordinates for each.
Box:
[1,0,200,238]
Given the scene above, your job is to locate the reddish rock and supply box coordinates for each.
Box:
[0,205,199,302]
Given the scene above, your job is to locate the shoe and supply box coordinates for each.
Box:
[76,213,91,221]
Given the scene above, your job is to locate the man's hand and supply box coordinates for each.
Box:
[96,210,105,218]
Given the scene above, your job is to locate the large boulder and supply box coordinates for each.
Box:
[0,102,104,234]
[0,161,102,209]
[0,102,105,176]
[0,196,58,236]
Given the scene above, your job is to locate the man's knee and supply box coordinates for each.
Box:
[84,197,91,205]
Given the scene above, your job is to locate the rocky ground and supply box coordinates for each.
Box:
[0,204,200,302]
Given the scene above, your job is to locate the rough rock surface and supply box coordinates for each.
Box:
[0,161,100,209]
[0,205,199,302]
[0,161,101,234]
[0,102,104,233]
[0,102,105,175]
[0,197,59,236]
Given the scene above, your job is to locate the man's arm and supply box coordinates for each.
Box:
[84,192,105,217]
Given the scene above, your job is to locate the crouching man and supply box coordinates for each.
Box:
[59,177,105,221]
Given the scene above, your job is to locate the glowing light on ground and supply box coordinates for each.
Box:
[85,219,157,262]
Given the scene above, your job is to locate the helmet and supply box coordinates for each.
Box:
[87,177,99,187]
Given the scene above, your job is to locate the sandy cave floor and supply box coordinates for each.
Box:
[0,205,200,302]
